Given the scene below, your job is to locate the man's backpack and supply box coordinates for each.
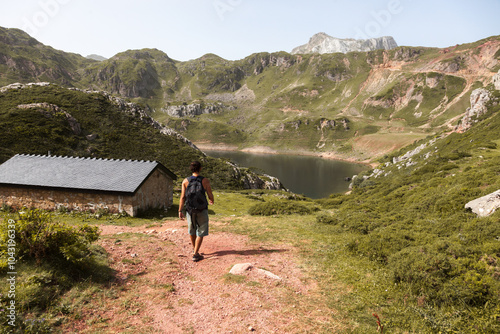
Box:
[185,176,208,214]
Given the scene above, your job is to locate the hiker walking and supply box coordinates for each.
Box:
[179,161,214,262]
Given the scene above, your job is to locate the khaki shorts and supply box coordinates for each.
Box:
[187,209,209,237]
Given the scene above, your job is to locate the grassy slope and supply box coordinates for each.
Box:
[156,38,499,159]
[0,84,243,189]
[3,85,500,332]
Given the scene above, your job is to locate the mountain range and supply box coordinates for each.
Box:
[2,26,500,332]
[1,26,499,162]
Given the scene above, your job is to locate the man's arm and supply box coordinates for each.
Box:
[203,178,215,205]
[178,178,188,220]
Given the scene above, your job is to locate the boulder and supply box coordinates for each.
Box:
[465,190,500,217]
[229,263,253,275]
[229,263,281,280]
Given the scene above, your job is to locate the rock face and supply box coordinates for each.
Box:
[291,32,398,55]
[493,70,500,91]
[465,190,500,217]
[162,103,224,118]
[455,88,492,132]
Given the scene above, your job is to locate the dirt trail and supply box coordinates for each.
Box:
[61,219,336,334]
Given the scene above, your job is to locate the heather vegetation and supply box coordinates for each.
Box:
[0,84,258,190]
[1,98,500,331]
[310,90,500,332]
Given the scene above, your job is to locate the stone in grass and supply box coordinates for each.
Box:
[465,189,500,217]
[229,263,281,280]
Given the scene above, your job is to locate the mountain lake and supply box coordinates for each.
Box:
[205,150,370,199]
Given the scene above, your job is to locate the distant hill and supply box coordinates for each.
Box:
[291,32,398,54]
[86,54,107,61]
[0,27,95,87]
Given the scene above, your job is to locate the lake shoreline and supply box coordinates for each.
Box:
[195,143,377,168]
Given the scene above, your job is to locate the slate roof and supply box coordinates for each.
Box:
[0,154,177,194]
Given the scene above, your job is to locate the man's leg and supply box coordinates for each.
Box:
[190,234,196,249]
[193,236,203,255]
[191,210,208,261]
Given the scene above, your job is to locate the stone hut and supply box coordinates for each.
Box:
[0,154,177,216]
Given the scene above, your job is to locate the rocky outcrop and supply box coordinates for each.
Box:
[292,32,398,55]
[494,70,500,91]
[246,53,296,75]
[162,103,224,118]
[455,88,492,132]
[68,86,200,151]
[17,102,81,135]
[241,172,284,190]
[0,81,51,93]
[224,161,285,191]
[465,190,500,217]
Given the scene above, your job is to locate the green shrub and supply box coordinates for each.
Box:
[316,213,340,225]
[248,200,312,216]
[0,209,99,266]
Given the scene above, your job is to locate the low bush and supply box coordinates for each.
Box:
[0,209,99,266]
[248,200,312,216]
[316,213,340,225]
[0,209,110,332]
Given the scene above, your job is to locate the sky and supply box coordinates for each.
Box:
[0,0,499,61]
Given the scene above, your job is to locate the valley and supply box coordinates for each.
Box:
[1,27,499,163]
[1,26,500,333]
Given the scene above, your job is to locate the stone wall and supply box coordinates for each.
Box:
[0,168,174,216]
[0,186,135,215]
[130,168,174,216]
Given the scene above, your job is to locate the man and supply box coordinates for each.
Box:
[179,161,214,262]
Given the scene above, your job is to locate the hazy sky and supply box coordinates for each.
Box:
[1,0,499,61]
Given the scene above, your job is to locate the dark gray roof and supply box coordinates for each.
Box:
[0,154,176,193]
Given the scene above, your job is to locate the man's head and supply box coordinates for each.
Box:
[190,161,202,173]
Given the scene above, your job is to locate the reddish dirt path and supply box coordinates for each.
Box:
[62,219,336,333]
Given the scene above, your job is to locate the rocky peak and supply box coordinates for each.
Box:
[291,32,398,55]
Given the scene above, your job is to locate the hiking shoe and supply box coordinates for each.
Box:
[192,253,204,262]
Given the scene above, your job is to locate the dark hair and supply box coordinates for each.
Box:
[190,161,202,173]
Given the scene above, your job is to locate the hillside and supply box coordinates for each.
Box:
[1,26,499,161]
[0,27,94,87]
[1,26,500,333]
[1,82,500,332]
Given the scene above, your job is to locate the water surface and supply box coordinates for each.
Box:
[206,150,368,199]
